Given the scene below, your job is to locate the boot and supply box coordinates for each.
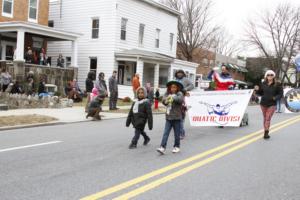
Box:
[129,142,137,149]
[143,137,150,146]
[264,130,270,139]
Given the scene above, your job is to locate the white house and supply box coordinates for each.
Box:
[48,0,197,98]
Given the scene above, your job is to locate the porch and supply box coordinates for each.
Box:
[0,21,80,67]
[115,49,197,99]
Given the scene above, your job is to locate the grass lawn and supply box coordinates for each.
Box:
[102,107,166,114]
[0,114,58,127]
[73,97,132,107]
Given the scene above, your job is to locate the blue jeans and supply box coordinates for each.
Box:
[180,119,185,137]
[160,120,181,148]
[276,99,281,112]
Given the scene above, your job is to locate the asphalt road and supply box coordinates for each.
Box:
[0,106,299,200]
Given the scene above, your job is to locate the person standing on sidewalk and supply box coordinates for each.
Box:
[132,74,140,99]
[109,71,119,110]
[85,71,95,112]
[175,70,194,139]
[126,87,153,149]
[95,72,108,97]
[157,81,184,154]
[254,70,283,139]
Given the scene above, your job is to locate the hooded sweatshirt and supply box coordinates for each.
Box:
[126,87,153,130]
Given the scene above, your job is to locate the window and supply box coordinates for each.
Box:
[2,0,13,17]
[66,57,71,67]
[139,24,145,46]
[169,33,174,51]
[120,18,128,40]
[28,0,38,22]
[48,20,54,27]
[90,57,97,74]
[91,18,99,39]
[155,29,160,48]
[117,61,136,85]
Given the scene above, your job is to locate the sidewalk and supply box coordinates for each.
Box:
[0,106,129,123]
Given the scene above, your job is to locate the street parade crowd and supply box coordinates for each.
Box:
[82,64,284,155]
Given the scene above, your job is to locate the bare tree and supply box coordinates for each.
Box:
[245,3,300,85]
[161,0,219,61]
[213,28,242,57]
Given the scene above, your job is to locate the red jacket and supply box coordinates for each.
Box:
[209,71,235,91]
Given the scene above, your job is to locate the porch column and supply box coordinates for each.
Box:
[71,39,78,67]
[154,63,160,88]
[15,29,25,62]
[1,44,6,60]
[136,59,144,85]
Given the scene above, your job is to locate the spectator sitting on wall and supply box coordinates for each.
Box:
[10,81,23,94]
[57,54,65,68]
[38,78,48,97]
[65,80,82,102]
[26,78,35,96]
[1,68,12,92]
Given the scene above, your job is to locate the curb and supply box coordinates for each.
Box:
[0,115,130,131]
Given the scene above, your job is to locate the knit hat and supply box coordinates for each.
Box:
[264,70,276,78]
[136,87,147,97]
[166,80,184,91]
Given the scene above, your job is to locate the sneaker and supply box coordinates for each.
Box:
[172,147,180,153]
[129,143,137,149]
[143,137,150,145]
[156,147,166,155]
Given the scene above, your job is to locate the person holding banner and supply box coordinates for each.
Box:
[254,70,283,139]
[207,64,235,91]
[175,70,194,139]
[157,81,184,154]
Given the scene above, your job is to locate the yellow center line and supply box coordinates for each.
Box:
[80,115,300,200]
[113,117,300,200]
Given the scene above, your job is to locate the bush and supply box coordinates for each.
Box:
[123,97,132,102]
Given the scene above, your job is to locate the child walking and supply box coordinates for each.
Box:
[126,87,153,149]
[157,81,184,154]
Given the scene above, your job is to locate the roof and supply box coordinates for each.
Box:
[138,0,182,16]
[0,21,81,41]
[115,49,174,62]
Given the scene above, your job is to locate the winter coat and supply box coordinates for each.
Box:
[126,98,153,130]
[109,76,118,93]
[162,91,184,120]
[95,79,107,94]
[208,70,235,91]
[38,82,46,94]
[132,76,140,91]
[85,78,94,93]
[256,81,283,107]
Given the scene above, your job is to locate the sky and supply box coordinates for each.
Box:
[206,0,300,57]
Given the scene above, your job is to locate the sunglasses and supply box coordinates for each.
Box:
[266,74,274,77]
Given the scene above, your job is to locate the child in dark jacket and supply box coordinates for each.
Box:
[126,87,153,149]
[157,81,184,155]
[86,90,106,121]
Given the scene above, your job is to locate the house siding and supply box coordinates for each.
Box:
[48,0,117,86]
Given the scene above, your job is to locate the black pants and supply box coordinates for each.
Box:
[131,128,149,145]
[109,91,118,109]
[2,84,9,92]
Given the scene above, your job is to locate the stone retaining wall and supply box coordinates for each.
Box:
[0,61,78,95]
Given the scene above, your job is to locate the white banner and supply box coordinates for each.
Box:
[186,90,253,127]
